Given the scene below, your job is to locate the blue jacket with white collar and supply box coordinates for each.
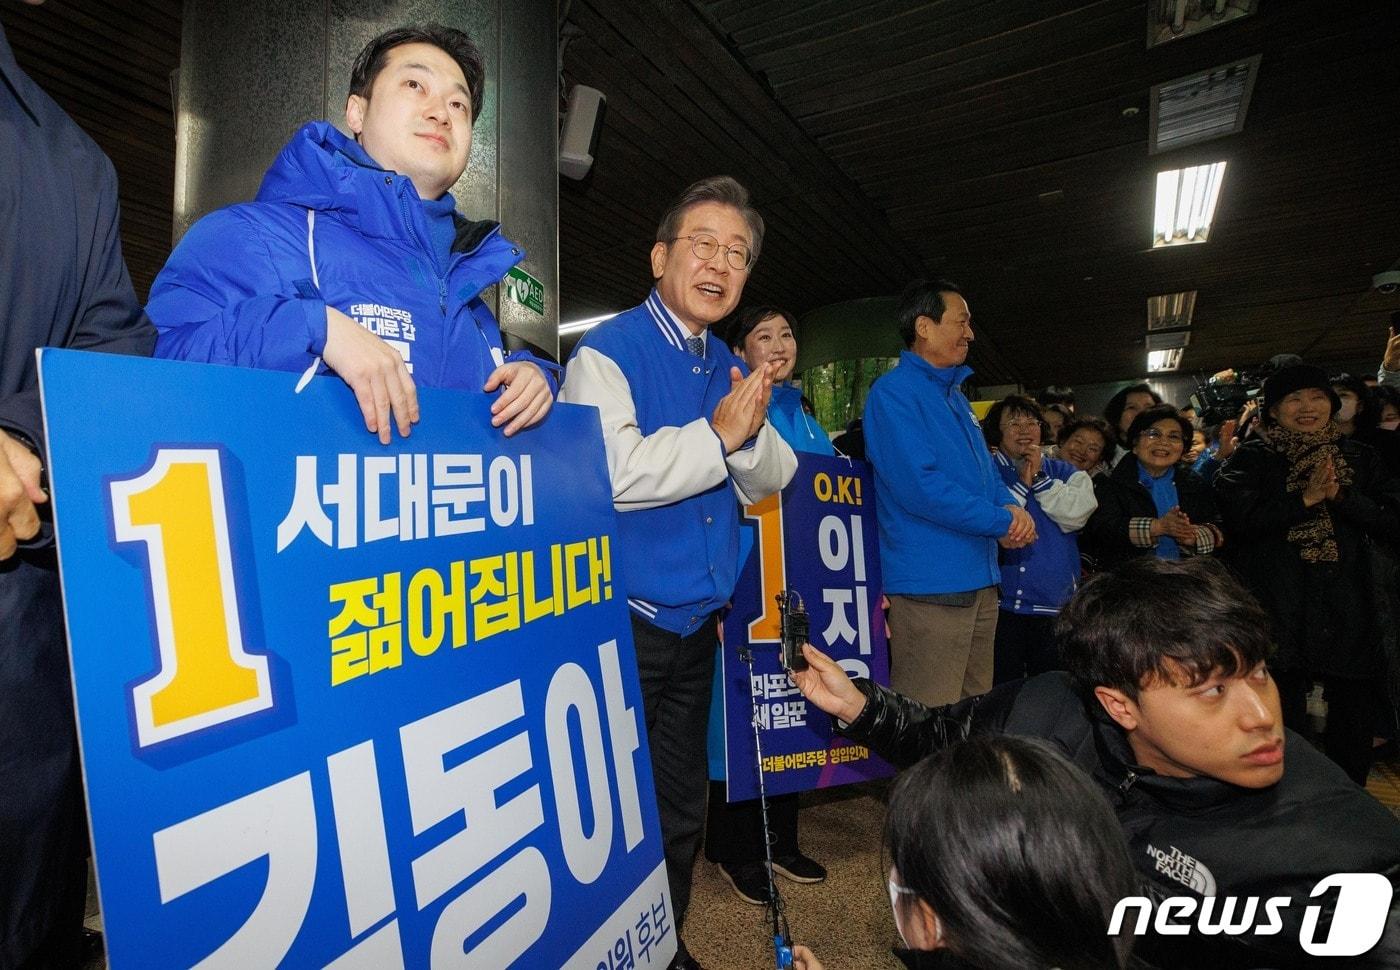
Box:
[561,290,796,635]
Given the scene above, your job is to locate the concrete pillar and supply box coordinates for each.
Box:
[174,0,558,359]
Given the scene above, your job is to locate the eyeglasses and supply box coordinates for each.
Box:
[1004,419,1042,433]
[671,233,754,271]
[1141,428,1185,443]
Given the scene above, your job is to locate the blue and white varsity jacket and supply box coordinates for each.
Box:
[992,450,1096,615]
[560,290,797,635]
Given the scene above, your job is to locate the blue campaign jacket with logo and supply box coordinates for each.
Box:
[863,351,1015,594]
[147,121,539,392]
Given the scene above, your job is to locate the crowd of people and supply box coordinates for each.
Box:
[4,12,1400,970]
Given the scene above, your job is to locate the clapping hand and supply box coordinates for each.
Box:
[1303,456,1340,507]
[710,360,779,453]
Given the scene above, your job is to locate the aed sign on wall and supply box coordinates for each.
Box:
[40,351,674,969]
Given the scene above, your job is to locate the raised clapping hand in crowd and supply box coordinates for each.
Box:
[1017,445,1042,488]
[1303,455,1341,507]
[0,430,45,560]
[1215,417,1240,461]
[1151,505,1197,545]
[789,641,868,725]
[710,359,781,453]
[1384,324,1400,374]
[324,306,552,442]
[999,503,1037,549]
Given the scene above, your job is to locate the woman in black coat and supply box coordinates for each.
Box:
[1082,406,1222,571]
[1214,365,1400,785]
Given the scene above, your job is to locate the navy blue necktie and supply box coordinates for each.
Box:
[686,336,704,357]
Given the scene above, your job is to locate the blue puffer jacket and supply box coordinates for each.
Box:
[864,351,1014,594]
[148,121,541,393]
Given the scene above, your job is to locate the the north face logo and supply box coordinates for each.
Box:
[1146,843,1217,895]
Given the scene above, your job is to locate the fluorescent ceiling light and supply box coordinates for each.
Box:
[1151,56,1260,154]
[1147,291,1197,330]
[559,311,619,336]
[1146,330,1191,351]
[1147,0,1257,48]
[1153,162,1226,248]
[1148,348,1184,372]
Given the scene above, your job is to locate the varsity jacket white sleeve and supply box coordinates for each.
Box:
[561,345,796,511]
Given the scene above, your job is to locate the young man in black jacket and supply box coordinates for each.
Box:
[793,557,1400,969]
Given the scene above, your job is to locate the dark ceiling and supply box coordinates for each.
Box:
[562,0,1400,385]
[1,1,180,300]
[6,1,1398,387]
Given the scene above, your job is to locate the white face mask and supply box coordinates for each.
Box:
[1381,419,1400,432]
[889,878,941,949]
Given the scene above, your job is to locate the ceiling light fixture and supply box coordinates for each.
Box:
[1147,348,1184,372]
[1153,162,1226,248]
[1147,291,1197,330]
[559,311,619,336]
[1150,56,1260,154]
[1147,0,1257,48]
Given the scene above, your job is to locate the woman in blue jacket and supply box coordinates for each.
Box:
[704,306,831,906]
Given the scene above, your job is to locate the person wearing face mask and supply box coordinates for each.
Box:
[1215,364,1400,784]
[791,556,1400,970]
[1375,385,1400,432]
[1081,405,1223,571]
[982,396,1096,684]
[1332,373,1400,479]
[791,736,1140,970]
[701,305,829,906]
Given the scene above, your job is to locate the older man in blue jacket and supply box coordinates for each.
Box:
[148,24,554,440]
[863,279,1036,708]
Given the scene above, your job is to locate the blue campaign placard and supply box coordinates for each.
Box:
[39,350,676,970]
[719,454,894,801]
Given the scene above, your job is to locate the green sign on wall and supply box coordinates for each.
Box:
[504,266,545,316]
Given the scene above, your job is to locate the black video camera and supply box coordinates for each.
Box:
[776,589,809,673]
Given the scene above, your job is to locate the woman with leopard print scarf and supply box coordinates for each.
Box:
[1215,364,1400,785]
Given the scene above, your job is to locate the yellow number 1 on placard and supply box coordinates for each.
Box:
[110,449,273,747]
[743,493,786,644]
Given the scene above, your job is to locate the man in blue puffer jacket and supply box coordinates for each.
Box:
[148,24,555,441]
[864,279,1037,709]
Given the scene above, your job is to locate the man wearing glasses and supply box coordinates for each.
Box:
[560,175,796,970]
